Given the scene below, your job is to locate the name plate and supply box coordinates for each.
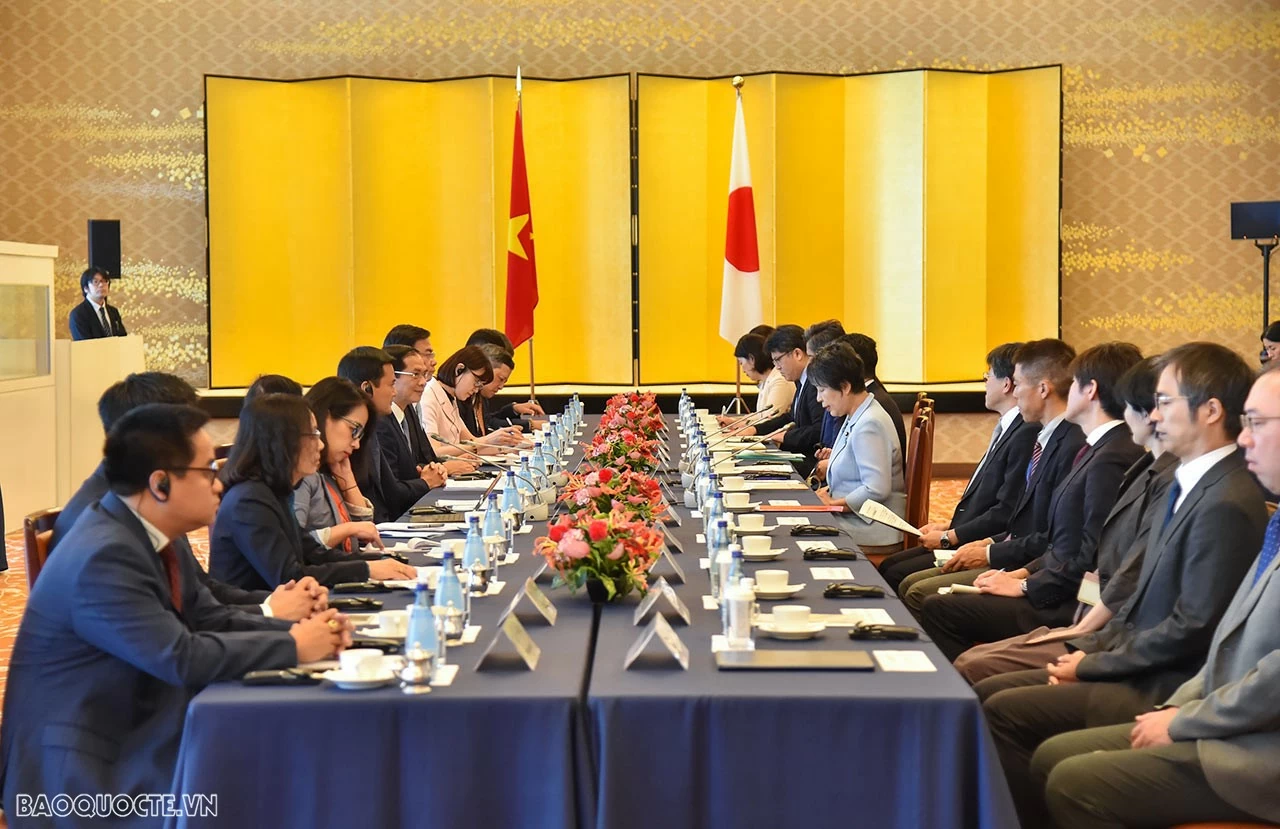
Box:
[475,613,541,671]
[662,503,683,527]
[497,577,559,626]
[632,577,692,626]
[657,523,685,555]
[649,545,687,584]
[529,559,555,583]
[623,613,689,671]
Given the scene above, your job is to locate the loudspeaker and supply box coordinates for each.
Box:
[1231,202,1280,241]
[88,219,121,278]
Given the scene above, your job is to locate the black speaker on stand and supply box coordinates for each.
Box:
[87,219,122,278]
[1231,201,1280,333]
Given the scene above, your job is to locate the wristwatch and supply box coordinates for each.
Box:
[939,532,954,550]
[1020,579,1029,595]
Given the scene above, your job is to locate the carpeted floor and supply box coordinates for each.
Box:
[0,478,967,724]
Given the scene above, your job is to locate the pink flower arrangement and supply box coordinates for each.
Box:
[535,507,665,600]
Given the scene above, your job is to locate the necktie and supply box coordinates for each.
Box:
[1025,440,1044,485]
[963,420,1005,495]
[401,415,412,446]
[158,543,183,613]
[98,305,111,335]
[1161,481,1182,532]
[1251,512,1280,587]
[1071,444,1090,469]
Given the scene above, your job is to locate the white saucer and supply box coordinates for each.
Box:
[758,621,826,640]
[753,583,806,600]
[720,485,749,493]
[725,502,763,512]
[741,549,786,561]
[321,669,397,690]
[732,524,777,534]
[356,627,405,639]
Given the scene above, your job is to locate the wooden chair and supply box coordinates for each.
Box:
[214,443,234,461]
[911,393,935,423]
[901,412,935,551]
[23,507,61,590]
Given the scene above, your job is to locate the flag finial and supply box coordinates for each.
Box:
[731,75,745,90]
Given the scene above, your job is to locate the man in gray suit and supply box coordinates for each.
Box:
[1031,365,1280,828]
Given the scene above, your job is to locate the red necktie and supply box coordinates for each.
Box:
[1072,444,1090,469]
[159,543,183,613]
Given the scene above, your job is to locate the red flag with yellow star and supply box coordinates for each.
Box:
[504,97,538,349]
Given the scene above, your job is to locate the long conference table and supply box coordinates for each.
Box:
[170,415,1019,829]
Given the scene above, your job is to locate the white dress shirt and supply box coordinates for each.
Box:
[1173,444,1238,512]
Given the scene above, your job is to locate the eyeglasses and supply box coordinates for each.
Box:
[337,417,363,440]
[395,370,430,381]
[167,461,219,482]
[1241,414,1280,432]
[302,428,323,441]
[1154,394,1190,411]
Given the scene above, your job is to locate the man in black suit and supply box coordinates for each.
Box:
[976,342,1267,827]
[383,325,477,476]
[380,345,448,486]
[50,371,324,620]
[68,266,127,340]
[900,339,1087,611]
[0,404,350,826]
[465,328,545,431]
[733,324,826,476]
[879,342,1036,593]
[920,342,1146,660]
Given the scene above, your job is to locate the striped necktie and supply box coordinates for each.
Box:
[1025,440,1044,485]
[1251,512,1280,587]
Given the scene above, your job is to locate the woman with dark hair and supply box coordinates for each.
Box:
[809,343,907,550]
[732,332,796,419]
[245,373,303,402]
[210,394,415,590]
[419,345,521,457]
[1261,322,1280,366]
[293,377,385,552]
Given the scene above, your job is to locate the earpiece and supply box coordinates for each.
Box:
[151,474,171,502]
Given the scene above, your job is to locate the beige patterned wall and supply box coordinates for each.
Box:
[1,0,1277,387]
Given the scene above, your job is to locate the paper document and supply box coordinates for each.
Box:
[840,608,896,626]
[873,650,937,672]
[444,479,496,491]
[858,500,922,536]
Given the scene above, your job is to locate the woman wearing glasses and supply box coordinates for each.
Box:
[292,377,389,552]
[210,393,416,590]
[420,345,523,458]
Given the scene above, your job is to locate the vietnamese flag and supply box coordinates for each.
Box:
[719,91,763,344]
[504,95,538,349]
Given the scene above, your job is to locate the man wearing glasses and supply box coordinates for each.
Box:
[69,266,128,340]
[380,345,449,487]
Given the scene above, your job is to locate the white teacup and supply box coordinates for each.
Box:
[338,648,384,679]
[722,476,747,491]
[742,534,773,554]
[714,461,735,475]
[755,569,790,591]
[376,609,408,637]
[738,513,765,531]
[724,492,751,509]
[772,605,811,630]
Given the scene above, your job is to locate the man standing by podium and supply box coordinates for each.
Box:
[69,266,127,340]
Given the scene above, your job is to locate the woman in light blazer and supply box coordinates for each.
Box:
[811,342,907,549]
[419,345,521,458]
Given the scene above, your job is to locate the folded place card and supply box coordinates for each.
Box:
[624,613,690,670]
[775,516,810,526]
[810,566,854,580]
[649,546,687,584]
[698,558,710,570]
[872,650,936,672]
[657,523,685,554]
[475,613,541,671]
[497,577,558,626]
[530,559,555,583]
[632,576,692,626]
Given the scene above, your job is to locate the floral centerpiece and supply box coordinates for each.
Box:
[561,467,667,524]
[536,507,665,601]
[582,428,662,474]
[599,391,665,441]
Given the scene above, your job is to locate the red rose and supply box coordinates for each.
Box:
[588,519,609,542]
[548,524,566,542]
[598,468,615,483]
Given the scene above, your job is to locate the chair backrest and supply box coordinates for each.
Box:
[911,394,936,423]
[23,507,61,590]
[214,443,234,461]
[903,413,935,538]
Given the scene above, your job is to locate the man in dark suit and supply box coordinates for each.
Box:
[464,329,545,432]
[917,342,1145,654]
[0,404,350,826]
[801,320,847,450]
[900,339,1087,611]
[381,345,449,485]
[975,343,1267,827]
[880,342,1036,593]
[50,371,324,620]
[1031,365,1280,829]
[734,324,826,476]
[843,332,908,467]
[68,266,127,340]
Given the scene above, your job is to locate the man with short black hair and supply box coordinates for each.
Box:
[805,320,846,452]
[381,345,448,487]
[734,324,825,474]
[68,266,127,340]
[842,332,907,464]
[0,404,351,822]
[383,323,436,376]
[465,329,545,421]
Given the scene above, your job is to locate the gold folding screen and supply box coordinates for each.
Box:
[207,74,632,388]
[207,68,1057,388]
[638,67,1060,384]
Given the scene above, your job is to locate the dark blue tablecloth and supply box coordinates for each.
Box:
[171,481,599,829]
[584,434,1020,829]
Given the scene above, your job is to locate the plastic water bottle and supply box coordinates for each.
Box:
[500,469,521,515]
[725,580,754,648]
[463,514,487,572]
[708,517,730,599]
[704,490,725,533]
[406,581,438,656]
[719,545,745,629]
[531,441,549,479]
[483,492,503,538]
[434,550,465,621]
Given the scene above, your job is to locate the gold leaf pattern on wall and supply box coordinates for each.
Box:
[1062,221,1195,278]
[1083,10,1280,57]
[86,150,206,190]
[1082,284,1259,335]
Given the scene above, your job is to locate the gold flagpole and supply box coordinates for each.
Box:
[727,75,748,415]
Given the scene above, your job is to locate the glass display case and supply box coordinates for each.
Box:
[0,283,52,381]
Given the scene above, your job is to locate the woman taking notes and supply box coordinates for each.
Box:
[210,394,415,590]
[420,345,522,457]
[717,331,795,427]
[294,377,386,552]
[810,342,908,551]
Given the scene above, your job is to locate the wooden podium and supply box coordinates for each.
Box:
[54,335,146,503]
